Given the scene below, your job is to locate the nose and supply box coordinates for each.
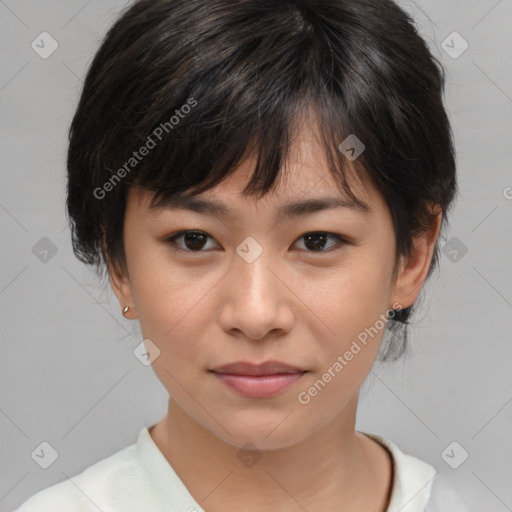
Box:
[218,249,295,341]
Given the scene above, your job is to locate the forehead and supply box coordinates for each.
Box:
[127,121,384,218]
[127,166,383,227]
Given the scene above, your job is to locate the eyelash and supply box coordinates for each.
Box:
[165,230,349,255]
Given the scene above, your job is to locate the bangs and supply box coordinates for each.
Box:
[143,98,370,212]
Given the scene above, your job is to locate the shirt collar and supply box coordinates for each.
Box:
[362,432,438,512]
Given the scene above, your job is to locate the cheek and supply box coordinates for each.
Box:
[128,257,218,366]
[291,255,393,389]
[295,268,391,411]
[297,254,392,333]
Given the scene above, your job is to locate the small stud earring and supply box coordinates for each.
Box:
[122,306,130,317]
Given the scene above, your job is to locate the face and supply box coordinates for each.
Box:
[109,124,440,451]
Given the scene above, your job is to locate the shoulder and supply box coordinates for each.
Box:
[424,474,472,512]
[13,434,156,512]
[360,432,471,512]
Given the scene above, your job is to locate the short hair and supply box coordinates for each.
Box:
[65,0,457,361]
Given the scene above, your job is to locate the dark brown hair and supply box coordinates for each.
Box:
[65,0,457,360]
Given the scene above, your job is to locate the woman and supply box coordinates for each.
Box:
[16,0,470,510]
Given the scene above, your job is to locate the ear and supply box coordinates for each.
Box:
[102,233,137,320]
[390,206,443,309]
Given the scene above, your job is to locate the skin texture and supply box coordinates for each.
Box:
[108,123,442,512]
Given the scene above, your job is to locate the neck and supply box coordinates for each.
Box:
[149,395,393,512]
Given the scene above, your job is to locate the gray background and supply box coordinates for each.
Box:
[1,1,511,511]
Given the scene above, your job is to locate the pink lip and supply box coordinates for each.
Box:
[210,360,307,398]
[212,372,306,398]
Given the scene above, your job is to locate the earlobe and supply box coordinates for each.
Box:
[108,261,137,319]
[391,208,443,309]
[104,246,137,319]
[101,229,138,319]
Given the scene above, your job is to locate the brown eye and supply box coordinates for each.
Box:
[294,232,346,252]
[166,230,218,252]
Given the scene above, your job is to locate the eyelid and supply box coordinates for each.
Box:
[165,230,349,254]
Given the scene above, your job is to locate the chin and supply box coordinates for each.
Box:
[207,416,311,451]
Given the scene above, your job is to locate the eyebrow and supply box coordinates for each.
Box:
[149,194,371,218]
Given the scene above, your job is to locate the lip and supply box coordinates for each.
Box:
[210,360,307,398]
[211,360,305,376]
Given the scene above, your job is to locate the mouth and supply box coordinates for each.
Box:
[210,360,306,376]
[209,360,308,398]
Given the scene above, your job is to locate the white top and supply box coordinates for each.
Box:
[14,427,471,512]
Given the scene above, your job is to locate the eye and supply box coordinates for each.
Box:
[293,232,347,253]
[166,230,219,252]
[166,230,347,254]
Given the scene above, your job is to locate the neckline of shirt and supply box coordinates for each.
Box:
[135,425,437,512]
